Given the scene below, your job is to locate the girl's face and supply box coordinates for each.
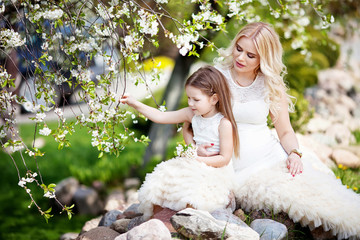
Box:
[186,85,218,118]
[232,36,260,78]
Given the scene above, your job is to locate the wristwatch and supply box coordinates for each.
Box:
[290,148,303,158]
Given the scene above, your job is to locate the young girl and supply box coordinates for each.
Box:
[120,65,239,219]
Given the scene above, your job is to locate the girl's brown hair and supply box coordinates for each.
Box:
[185,66,239,158]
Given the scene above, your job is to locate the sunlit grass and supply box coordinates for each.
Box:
[333,164,360,194]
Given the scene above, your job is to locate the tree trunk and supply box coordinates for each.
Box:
[141,54,194,168]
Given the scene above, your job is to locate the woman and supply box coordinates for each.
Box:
[184,22,360,239]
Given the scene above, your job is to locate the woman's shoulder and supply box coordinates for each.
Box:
[214,65,231,79]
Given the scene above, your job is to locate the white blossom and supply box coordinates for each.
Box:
[44,191,55,198]
[18,178,26,187]
[0,130,6,138]
[39,127,51,136]
[0,29,26,48]
[159,105,166,112]
[54,108,63,117]
[35,113,46,122]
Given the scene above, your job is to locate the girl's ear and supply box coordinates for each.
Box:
[210,93,219,105]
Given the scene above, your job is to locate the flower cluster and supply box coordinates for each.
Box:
[0,28,26,49]
[175,143,197,160]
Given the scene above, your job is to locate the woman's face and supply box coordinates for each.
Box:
[232,36,260,78]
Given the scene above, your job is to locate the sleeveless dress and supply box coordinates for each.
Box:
[137,113,235,219]
[216,66,360,240]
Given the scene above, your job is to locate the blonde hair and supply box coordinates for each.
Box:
[218,22,295,120]
[186,66,240,158]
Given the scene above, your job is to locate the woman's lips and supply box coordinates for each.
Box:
[236,61,245,68]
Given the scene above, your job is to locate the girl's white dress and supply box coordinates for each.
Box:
[138,113,234,219]
[216,66,360,240]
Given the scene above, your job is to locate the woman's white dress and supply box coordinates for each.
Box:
[216,66,360,240]
[138,113,234,219]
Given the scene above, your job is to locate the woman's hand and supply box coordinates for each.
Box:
[286,153,303,176]
[197,143,219,157]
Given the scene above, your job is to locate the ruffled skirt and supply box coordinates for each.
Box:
[138,157,235,219]
[234,156,360,240]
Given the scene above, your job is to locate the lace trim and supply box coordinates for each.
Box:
[215,66,268,103]
[192,113,224,131]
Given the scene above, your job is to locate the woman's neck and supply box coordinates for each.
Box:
[230,68,257,87]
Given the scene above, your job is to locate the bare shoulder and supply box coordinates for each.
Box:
[183,107,195,122]
[219,117,232,129]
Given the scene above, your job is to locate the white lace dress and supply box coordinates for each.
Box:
[137,113,235,219]
[216,66,360,239]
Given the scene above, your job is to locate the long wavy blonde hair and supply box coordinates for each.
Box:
[218,22,295,120]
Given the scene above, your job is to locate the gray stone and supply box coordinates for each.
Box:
[170,208,259,240]
[127,215,146,230]
[55,177,79,206]
[99,210,123,227]
[104,190,126,212]
[110,219,132,234]
[123,203,142,219]
[124,178,141,190]
[250,219,288,240]
[115,219,171,240]
[210,208,248,227]
[76,226,119,240]
[59,232,78,240]
[80,216,102,234]
[73,186,103,215]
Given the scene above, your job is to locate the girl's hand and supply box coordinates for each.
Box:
[286,154,303,176]
[197,143,219,157]
[119,93,137,107]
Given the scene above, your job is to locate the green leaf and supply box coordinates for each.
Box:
[98,152,103,158]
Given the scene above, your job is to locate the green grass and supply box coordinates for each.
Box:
[0,120,149,240]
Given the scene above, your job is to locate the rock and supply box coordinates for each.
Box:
[127,215,146,230]
[170,208,259,240]
[55,177,79,207]
[233,208,247,222]
[123,203,142,219]
[104,190,126,212]
[124,188,139,207]
[80,216,102,234]
[124,178,141,190]
[331,148,360,168]
[73,186,103,215]
[318,69,355,93]
[152,207,177,232]
[296,133,334,168]
[99,210,123,227]
[76,226,119,240]
[306,116,332,133]
[115,219,171,240]
[59,232,78,240]
[210,208,248,227]
[250,219,288,240]
[325,123,355,146]
[110,219,132,234]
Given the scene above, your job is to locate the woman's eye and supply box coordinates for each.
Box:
[247,54,255,59]
[237,46,242,52]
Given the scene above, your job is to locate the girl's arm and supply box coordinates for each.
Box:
[270,88,303,176]
[196,118,233,167]
[120,94,193,124]
[182,122,195,145]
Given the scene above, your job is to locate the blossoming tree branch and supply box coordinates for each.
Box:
[0,0,334,221]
